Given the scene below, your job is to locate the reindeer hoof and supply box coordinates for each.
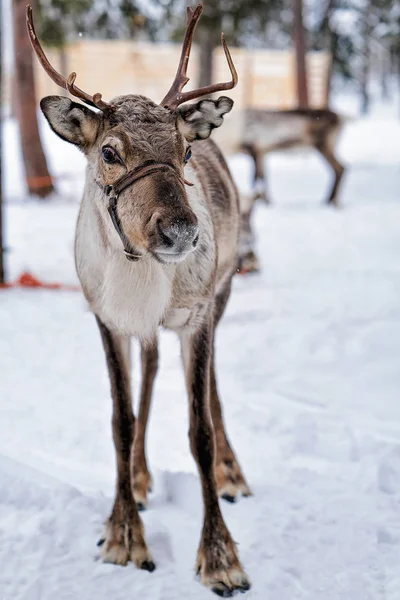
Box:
[141,560,156,572]
[216,458,252,503]
[197,525,251,596]
[212,580,251,597]
[212,582,233,597]
[200,568,251,597]
[99,517,154,570]
[237,251,260,276]
[221,494,236,504]
[255,191,271,205]
[133,471,152,511]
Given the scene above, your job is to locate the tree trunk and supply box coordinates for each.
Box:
[12,0,54,198]
[293,0,309,109]
[320,0,335,106]
[59,46,68,96]
[0,6,5,283]
[398,51,400,119]
[0,157,4,283]
[380,48,390,101]
[360,10,371,115]
[197,27,217,88]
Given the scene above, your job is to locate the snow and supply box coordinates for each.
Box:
[1,92,400,600]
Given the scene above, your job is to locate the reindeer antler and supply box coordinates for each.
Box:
[161,3,238,111]
[26,4,111,111]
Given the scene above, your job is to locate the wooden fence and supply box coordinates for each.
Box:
[32,42,330,110]
[6,42,331,152]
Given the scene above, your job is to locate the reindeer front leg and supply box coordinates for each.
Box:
[95,316,155,572]
[132,339,159,511]
[180,315,250,597]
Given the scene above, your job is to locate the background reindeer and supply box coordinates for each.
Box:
[28,3,251,597]
[238,107,346,273]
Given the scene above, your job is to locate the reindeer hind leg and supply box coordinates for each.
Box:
[316,142,345,206]
[243,143,270,204]
[211,280,252,502]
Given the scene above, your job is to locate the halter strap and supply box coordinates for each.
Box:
[102,161,192,262]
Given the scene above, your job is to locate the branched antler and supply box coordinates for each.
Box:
[26,4,111,111]
[161,3,238,111]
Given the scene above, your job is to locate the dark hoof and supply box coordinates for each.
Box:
[212,583,234,598]
[239,581,251,593]
[96,538,105,547]
[255,193,271,205]
[221,494,236,504]
[326,198,339,207]
[141,560,156,572]
[137,502,146,512]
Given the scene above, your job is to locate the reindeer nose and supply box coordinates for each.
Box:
[157,220,199,254]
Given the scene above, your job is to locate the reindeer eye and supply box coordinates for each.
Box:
[102,146,118,164]
[184,146,192,164]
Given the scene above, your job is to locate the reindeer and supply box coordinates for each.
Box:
[27,3,252,596]
[238,107,346,273]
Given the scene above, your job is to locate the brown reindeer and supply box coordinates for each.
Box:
[27,3,251,596]
[239,107,346,273]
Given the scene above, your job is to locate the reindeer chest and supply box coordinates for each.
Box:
[88,255,174,341]
[162,301,208,332]
[161,240,215,332]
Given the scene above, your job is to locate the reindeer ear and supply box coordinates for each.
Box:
[40,96,100,148]
[177,96,234,142]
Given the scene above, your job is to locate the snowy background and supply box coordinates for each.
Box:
[1,88,400,599]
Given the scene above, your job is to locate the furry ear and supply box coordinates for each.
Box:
[40,96,100,148]
[177,96,234,142]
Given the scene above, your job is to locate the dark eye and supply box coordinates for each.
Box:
[102,146,118,164]
[184,146,192,164]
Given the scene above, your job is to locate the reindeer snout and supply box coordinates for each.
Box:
[157,219,199,254]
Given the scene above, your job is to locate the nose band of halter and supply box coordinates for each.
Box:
[103,161,193,262]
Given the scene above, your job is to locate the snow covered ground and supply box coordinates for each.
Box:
[1,93,400,600]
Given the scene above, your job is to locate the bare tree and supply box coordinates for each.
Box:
[360,8,372,114]
[293,0,309,108]
[0,132,4,283]
[12,0,54,198]
[197,25,220,87]
[0,7,5,283]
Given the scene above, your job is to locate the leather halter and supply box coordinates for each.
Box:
[101,161,192,262]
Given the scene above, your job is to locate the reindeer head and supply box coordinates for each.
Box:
[27,4,237,264]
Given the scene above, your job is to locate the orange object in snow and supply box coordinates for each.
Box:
[0,271,80,291]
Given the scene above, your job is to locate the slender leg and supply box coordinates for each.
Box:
[253,151,270,205]
[237,157,261,275]
[211,282,252,502]
[180,314,250,596]
[95,316,155,571]
[132,339,159,510]
[237,205,261,275]
[316,144,345,206]
[242,143,270,204]
[211,359,252,502]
